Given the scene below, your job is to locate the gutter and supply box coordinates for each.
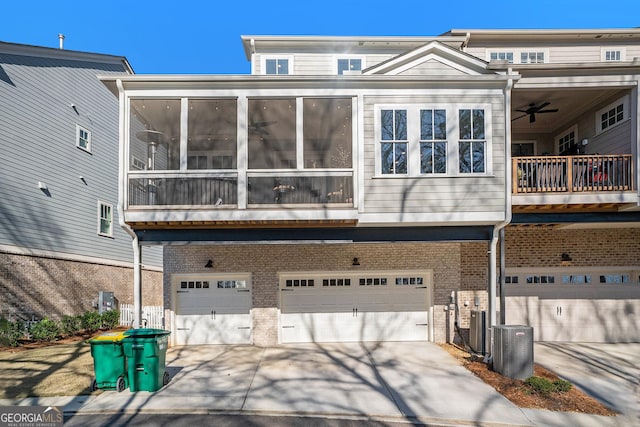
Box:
[116,79,142,329]
[485,71,515,362]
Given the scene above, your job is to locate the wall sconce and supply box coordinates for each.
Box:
[352,257,360,266]
[561,253,572,262]
[204,259,213,268]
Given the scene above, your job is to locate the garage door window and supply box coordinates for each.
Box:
[395,276,424,285]
[286,279,315,287]
[359,277,387,286]
[180,281,210,289]
[217,280,247,289]
[323,278,351,286]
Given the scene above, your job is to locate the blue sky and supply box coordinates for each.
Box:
[1,1,638,74]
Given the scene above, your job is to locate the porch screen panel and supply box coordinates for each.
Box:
[303,98,352,168]
[129,99,181,171]
[248,98,296,169]
[187,99,237,170]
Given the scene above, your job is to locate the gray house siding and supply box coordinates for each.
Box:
[0,52,161,267]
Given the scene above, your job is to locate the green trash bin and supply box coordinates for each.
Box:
[89,331,128,392]
[122,328,171,392]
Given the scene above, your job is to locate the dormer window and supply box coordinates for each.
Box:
[337,58,362,75]
[489,52,514,63]
[263,57,291,75]
[601,48,625,62]
[521,51,545,64]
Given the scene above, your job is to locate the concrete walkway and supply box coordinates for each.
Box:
[2,341,636,426]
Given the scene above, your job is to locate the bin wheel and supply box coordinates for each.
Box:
[162,371,170,386]
[90,379,98,392]
[116,376,126,392]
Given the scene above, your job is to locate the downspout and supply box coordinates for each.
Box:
[486,72,515,363]
[116,79,142,329]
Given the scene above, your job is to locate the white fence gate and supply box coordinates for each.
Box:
[119,304,164,329]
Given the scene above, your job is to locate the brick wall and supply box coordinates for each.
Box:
[0,252,162,321]
[164,242,467,345]
[505,227,640,267]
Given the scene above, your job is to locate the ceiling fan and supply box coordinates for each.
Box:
[513,102,559,123]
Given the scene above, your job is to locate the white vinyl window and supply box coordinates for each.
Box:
[489,51,514,63]
[263,57,291,75]
[377,104,491,177]
[420,109,447,174]
[98,201,113,237]
[76,125,91,152]
[458,109,486,173]
[380,109,408,175]
[337,58,362,74]
[601,48,625,62]
[520,51,545,64]
[596,95,629,134]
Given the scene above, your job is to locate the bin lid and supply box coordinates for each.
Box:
[90,331,128,342]
[123,328,170,337]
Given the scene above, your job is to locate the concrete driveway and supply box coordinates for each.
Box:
[78,341,533,425]
[4,341,633,426]
[534,342,640,424]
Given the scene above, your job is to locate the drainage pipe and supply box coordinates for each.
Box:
[486,73,515,362]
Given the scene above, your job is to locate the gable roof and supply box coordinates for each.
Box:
[362,41,492,76]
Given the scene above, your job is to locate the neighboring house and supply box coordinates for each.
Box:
[100,28,640,349]
[0,41,162,323]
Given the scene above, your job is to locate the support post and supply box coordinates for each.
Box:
[133,241,142,329]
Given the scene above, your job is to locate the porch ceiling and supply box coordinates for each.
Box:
[511,87,627,134]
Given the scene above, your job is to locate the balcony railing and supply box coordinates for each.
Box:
[127,170,354,208]
[513,154,634,194]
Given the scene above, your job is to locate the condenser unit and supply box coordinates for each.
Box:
[493,325,533,380]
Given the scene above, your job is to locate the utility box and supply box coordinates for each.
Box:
[493,325,534,380]
[98,291,115,314]
[469,310,486,354]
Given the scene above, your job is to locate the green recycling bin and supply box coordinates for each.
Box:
[122,328,171,392]
[89,331,128,392]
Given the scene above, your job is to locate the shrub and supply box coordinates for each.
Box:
[30,318,61,342]
[101,310,120,330]
[0,317,25,347]
[553,379,573,393]
[81,311,102,333]
[61,315,82,336]
[525,376,554,397]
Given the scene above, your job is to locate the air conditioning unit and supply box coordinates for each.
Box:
[469,310,486,354]
[493,325,533,380]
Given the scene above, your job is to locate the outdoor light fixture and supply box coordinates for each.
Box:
[352,257,360,266]
[561,253,572,262]
[204,259,213,268]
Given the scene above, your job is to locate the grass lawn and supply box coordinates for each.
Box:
[0,340,97,399]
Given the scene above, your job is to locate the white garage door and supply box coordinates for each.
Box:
[174,275,252,345]
[504,269,640,342]
[280,271,432,343]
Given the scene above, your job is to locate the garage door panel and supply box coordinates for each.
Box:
[175,314,251,345]
[280,271,431,343]
[174,276,252,345]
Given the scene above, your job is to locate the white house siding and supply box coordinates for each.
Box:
[397,59,468,76]
[361,93,506,222]
[467,43,638,63]
[253,53,401,75]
